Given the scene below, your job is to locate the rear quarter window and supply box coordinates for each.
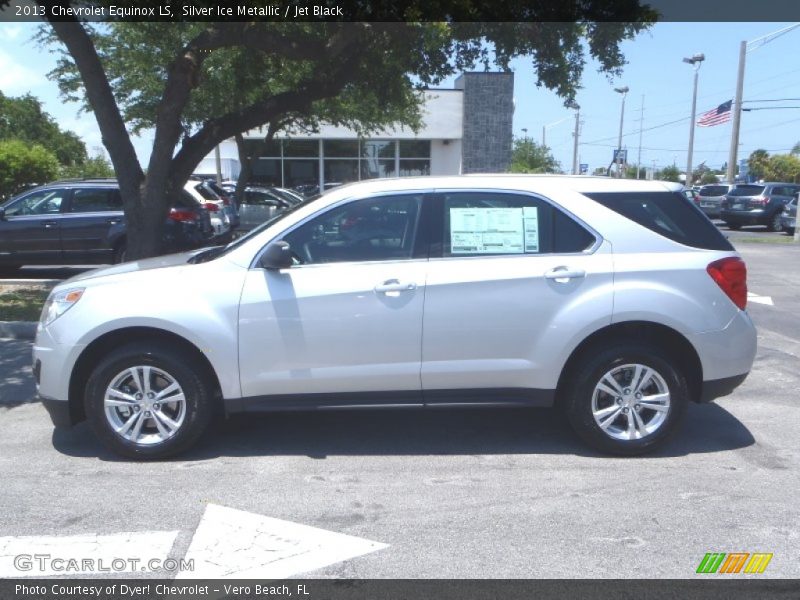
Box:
[584,191,734,251]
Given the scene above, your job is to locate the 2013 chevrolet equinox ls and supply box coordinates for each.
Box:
[34,176,756,459]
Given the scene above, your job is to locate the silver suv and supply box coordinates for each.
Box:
[34,176,756,459]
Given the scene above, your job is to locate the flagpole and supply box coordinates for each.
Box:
[726,41,747,183]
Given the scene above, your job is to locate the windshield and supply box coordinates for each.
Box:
[729,185,764,197]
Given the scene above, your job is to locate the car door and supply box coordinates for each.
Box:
[237,192,429,404]
[0,187,69,265]
[60,187,124,264]
[240,190,286,230]
[421,190,614,404]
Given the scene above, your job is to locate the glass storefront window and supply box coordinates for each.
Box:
[251,159,282,186]
[283,140,320,157]
[399,140,431,158]
[324,159,359,185]
[361,159,396,179]
[361,140,395,160]
[284,159,320,189]
[324,140,359,158]
[399,159,431,177]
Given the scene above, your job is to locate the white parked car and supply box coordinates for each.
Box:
[184,181,230,240]
[34,176,756,459]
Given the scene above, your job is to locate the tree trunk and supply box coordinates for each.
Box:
[234,133,252,205]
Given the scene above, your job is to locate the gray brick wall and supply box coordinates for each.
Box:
[455,72,514,173]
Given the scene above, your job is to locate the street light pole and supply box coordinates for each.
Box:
[636,95,644,179]
[571,104,581,175]
[683,53,705,188]
[614,86,629,178]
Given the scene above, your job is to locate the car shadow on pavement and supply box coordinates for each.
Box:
[51,402,755,461]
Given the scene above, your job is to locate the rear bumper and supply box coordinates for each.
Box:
[720,209,767,225]
[698,373,749,403]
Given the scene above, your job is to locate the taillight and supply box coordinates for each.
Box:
[169,208,197,223]
[203,202,219,212]
[721,196,729,207]
[752,196,769,206]
[707,257,747,310]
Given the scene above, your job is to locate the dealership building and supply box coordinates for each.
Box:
[197,72,514,189]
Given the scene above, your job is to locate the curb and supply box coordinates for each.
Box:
[0,321,37,341]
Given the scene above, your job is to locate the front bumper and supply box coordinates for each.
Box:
[41,397,74,428]
[699,373,749,403]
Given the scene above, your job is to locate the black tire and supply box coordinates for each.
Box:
[563,343,688,456]
[113,241,127,264]
[765,211,782,233]
[84,342,214,459]
[725,222,741,230]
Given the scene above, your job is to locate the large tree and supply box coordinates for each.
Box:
[38,6,654,258]
[510,138,561,174]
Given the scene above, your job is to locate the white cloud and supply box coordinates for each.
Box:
[0,48,44,93]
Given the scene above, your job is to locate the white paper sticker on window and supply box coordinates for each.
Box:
[523,206,540,252]
[450,207,524,254]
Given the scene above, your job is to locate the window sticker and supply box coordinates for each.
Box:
[523,206,540,252]
[449,206,540,254]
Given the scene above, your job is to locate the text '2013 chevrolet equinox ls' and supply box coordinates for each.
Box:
[34,176,756,459]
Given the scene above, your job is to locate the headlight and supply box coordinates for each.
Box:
[40,288,85,326]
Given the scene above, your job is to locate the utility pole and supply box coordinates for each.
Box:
[636,95,644,179]
[727,41,747,183]
[572,108,580,175]
[542,125,546,148]
[614,86,629,178]
[684,53,705,188]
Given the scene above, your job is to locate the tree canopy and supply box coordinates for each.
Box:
[0,139,60,200]
[509,138,561,174]
[38,10,655,258]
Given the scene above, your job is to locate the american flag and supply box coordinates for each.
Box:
[697,100,732,127]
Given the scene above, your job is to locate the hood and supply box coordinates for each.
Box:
[63,250,203,284]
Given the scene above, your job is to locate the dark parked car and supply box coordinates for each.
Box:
[720,182,800,231]
[0,180,213,269]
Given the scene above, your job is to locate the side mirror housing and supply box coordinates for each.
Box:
[259,241,292,270]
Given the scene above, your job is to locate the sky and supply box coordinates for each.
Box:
[1,21,799,176]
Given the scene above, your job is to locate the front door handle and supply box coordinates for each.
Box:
[107,218,121,225]
[42,221,58,229]
[374,279,417,294]
[544,267,586,283]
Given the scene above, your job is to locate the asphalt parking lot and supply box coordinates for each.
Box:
[0,232,798,579]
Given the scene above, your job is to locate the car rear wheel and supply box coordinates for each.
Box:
[766,212,782,232]
[84,342,214,459]
[563,343,688,456]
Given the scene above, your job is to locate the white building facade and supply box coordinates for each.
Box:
[197,72,514,191]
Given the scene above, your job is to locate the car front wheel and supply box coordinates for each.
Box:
[84,342,214,459]
[563,343,688,456]
[766,211,782,232]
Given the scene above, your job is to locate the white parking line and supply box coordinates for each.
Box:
[747,292,774,306]
[177,503,388,579]
[0,531,178,577]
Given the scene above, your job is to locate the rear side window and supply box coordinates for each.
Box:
[699,185,728,197]
[729,185,764,197]
[585,191,734,251]
[69,189,122,212]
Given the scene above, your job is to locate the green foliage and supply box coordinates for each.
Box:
[791,142,800,156]
[0,139,60,200]
[59,153,115,179]
[699,171,720,185]
[0,92,87,166]
[658,165,681,183]
[510,138,561,173]
[747,149,770,181]
[763,154,800,183]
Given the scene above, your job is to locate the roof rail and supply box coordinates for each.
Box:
[48,177,119,184]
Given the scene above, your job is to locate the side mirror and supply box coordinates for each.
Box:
[259,241,293,270]
[0,207,5,220]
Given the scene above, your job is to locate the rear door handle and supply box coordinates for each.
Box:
[42,221,58,229]
[374,279,417,294]
[544,267,586,282]
[107,218,121,225]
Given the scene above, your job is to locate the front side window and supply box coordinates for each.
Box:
[282,194,422,265]
[440,192,595,257]
[5,189,68,216]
